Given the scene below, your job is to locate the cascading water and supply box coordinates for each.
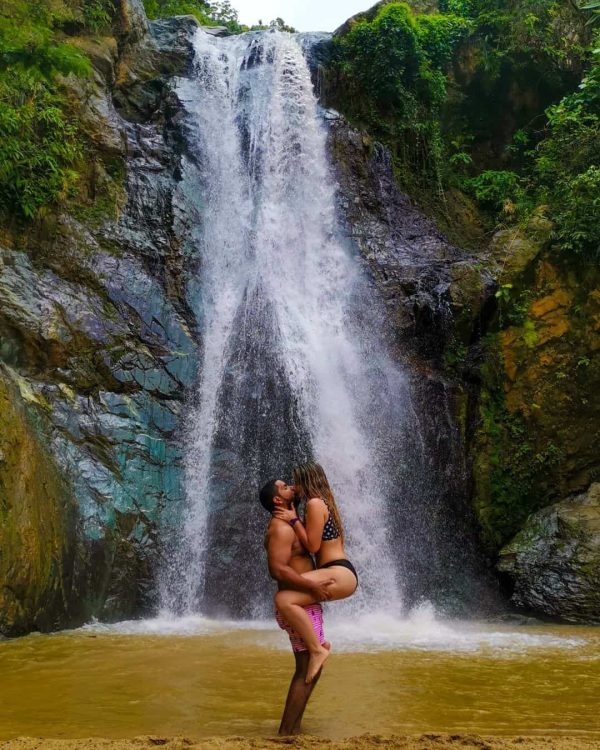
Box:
[160,28,425,619]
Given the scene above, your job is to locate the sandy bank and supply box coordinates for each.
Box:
[2,735,599,750]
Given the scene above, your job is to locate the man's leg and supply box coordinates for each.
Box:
[276,603,328,735]
[278,651,324,735]
[291,651,324,734]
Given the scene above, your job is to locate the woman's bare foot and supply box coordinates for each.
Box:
[306,645,330,683]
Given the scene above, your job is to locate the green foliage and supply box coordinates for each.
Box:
[209,1,241,31]
[417,13,473,68]
[83,0,117,32]
[249,17,297,33]
[0,70,81,219]
[549,165,600,254]
[143,0,213,25]
[331,3,470,188]
[430,2,597,259]
[581,0,600,27]
[143,0,246,32]
[439,0,476,16]
[464,170,524,212]
[0,0,118,220]
[442,336,469,372]
[266,18,297,33]
[471,0,586,71]
[0,9,92,80]
[336,4,423,114]
[495,285,533,327]
[533,41,600,255]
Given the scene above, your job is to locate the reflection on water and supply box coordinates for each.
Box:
[0,615,599,740]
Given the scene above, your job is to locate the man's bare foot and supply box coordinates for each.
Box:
[306,646,330,683]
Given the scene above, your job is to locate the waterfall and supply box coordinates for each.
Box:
[160,29,422,619]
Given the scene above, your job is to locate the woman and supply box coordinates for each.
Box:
[273,461,358,683]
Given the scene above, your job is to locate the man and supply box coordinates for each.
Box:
[259,478,334,735]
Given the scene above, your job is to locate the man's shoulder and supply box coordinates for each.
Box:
[267,517,293,534]
[266,518,294,541]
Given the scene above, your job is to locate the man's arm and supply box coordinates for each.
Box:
[266,523,333,600]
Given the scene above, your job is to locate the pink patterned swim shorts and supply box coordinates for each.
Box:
[275,603,325,653]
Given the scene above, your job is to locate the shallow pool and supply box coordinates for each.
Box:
[1,610,598,739]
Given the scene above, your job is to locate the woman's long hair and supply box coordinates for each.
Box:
[292,462,344,541]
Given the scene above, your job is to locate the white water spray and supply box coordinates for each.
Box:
[161,30,417,617]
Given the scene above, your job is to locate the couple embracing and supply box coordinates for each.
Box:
[259,461,358,735]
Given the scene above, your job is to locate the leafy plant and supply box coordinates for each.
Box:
[0,70,81,218]
[0,0,118,220]
[83,0,117,32]
[580,0,600,27]
[533,40,600,255]
[143,0,247,31]
[464,170,524,213]
[330,3,471,191]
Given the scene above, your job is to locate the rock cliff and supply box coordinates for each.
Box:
[0,4,200,634]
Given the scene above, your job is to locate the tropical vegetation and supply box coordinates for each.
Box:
[328,0,599,258]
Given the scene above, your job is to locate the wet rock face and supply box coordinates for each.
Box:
[201,294,313,618]
[325,117,501,614]
[471,221,600,560]
[317,38,600,621]
[0,12,200,634]
[119,0,149,45]
[0,376,77,635]
[327,121,496,364]
[498,483,600,623]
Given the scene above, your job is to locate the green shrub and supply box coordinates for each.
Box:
[464,170,524,211]
[143,0,213,25]
[417,13,472,69]
[83,0,117,33]
[0,0,115,220]
[330,3,471,188]
[0,70,81,219]
[335,4,424,116]
[533,41,600,255]
[143,0,245,32]
[550,165,600,254]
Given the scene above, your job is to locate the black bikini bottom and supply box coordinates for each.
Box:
[319,558,358,585]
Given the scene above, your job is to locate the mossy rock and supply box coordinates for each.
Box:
[0,370,77,636]
[471,249,600,554]
[498,483,600,623]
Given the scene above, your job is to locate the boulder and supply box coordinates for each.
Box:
[498,483,600,623]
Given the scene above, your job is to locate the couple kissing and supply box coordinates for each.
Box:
[259,461,358,734]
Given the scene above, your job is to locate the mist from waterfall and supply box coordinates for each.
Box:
[159,29,423,618]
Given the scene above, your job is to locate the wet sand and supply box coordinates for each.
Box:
[2,734,600,750]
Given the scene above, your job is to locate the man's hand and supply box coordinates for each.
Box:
[310,578,335,601]
[273,506,297,523]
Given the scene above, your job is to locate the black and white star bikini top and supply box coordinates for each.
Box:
[321,508,341,541]
[301,497,341,541]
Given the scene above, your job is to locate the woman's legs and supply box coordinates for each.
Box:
[274,567,357,683]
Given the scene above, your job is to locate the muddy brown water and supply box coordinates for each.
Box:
[0,619,599,740]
